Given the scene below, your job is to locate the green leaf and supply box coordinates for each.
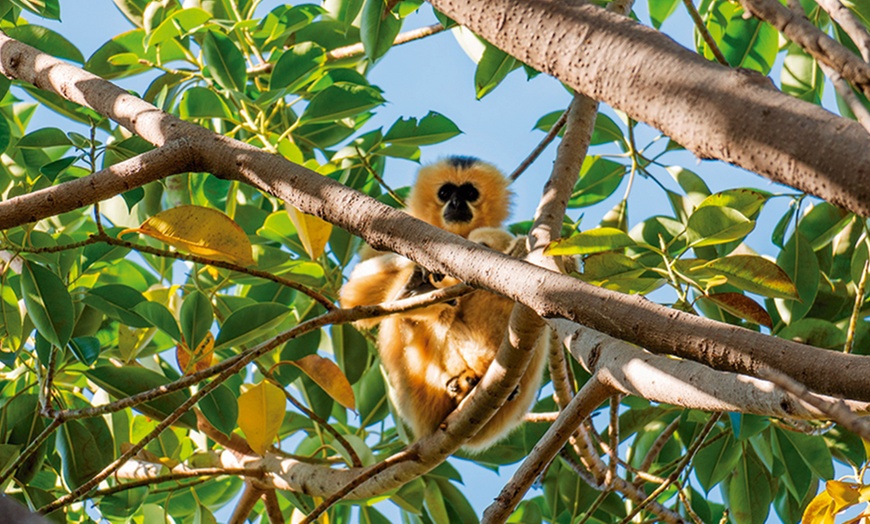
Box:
[112,0,149,27]
[133,301,182,342]
[475,43,517,99]
[686,206,755,247]
[199,384,238,437]
[797,202,851,251]
[180,290,213,348]
[56,419,112,489]
[83,284,149,328]
[179,87,233,119]
[17,127,73,148]
[269,42,326,92]
[649,0,679,28]
[360,0,402,62]
[384,111,462,146]
[322,0,365,24]
[727,449,771,524]
[591,113,625,146]
[299,83,385,124]
[87,29,188,80]
[569,156,626,208]
[704,2,778,74]
[697,255,798,299]
[423,480,450,524]
[545,228,636,256]
[201,30,247,92]
[774,233,819,325]
[214,302,290,350]
[696,188,770,218]
[146,7,212,47]
[69,336,101,365]
[694,431,741,492]
[4,24,82,62]
[10,0,60,20]
[0,116,10,155]
[777,318,845,349]
[40,156,77,181]
[86,366,198,429]
[781,44,822,104]
[20,260,74,348]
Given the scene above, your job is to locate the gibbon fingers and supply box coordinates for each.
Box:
[340,157,549,450]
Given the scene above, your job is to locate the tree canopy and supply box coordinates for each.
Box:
[1,0,870,523]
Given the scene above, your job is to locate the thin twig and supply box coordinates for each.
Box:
[259,367,363,468]
[482,377,616,523]
[816,0,870,62]
[757,367,870,440]
[821,63,870,134]
[845,258,869,353]
[634,416,681,484]
[683,0,729,66]
[355,146,405,206]
[91,468,258,498]
[47,281,470,423]
[509,109,568,183]
[606,394,621,486]
[619,413,721,523]
[525,411,560,423]
[300,450,418,523]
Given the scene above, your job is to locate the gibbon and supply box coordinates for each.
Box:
[340,157,548,450]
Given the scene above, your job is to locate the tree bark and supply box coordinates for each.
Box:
[426,0,870,217]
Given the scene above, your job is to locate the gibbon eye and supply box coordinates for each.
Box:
[437,183,457,203]
[457,183,479,203]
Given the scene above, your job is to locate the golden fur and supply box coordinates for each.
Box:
[340,158,547,450]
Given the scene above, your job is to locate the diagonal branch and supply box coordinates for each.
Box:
[4,34,870,408]
[816,0,870,62]
[426,0,870,217]
[738,0,870,92]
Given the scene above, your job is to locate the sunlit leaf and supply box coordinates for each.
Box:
[299,83,385,124]
[4,24,82,62]
[696,255,798,299]
[20,260,74,348]
[545,228,636,256]
[704,292,772,328]
[475,43,517,99]
[569,156,626,208]
[286,204,332,259]
[237,381,286,455]
[120,205,255,266]
[687,206,755,247]
[214,302,291,350]
[384,111,462,146]
[176,331,214,375]
[291,354,356,410]
[269,42,326,93]
[360,0,402,61]
[201,30,247,92]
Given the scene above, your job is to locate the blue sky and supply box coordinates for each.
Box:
[19,0,831,520]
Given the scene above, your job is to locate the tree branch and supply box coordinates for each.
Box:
[738,0,870,93]
[425,0,870,216]
[481,376,615,523]
[816,0,870,62]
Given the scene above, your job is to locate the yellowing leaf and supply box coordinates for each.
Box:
[237,381,286,456]
[801,489,837,524]
[705,292,773,328]
[176,331,215,375]
[120,205,254,266]
[291,354,355,410]
[826,480,861,510]
[286,204,332,259]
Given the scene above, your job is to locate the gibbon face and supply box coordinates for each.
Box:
[406,156,512,237]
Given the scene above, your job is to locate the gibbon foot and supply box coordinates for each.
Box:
[447,370,480,400]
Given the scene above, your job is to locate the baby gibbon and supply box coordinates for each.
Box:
[340,156,548,450]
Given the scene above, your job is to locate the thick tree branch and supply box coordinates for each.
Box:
[0,140,195,230]
[3,33,870,431]
[816,0,870,62]
[425,0,870,216]
[739,0,870,91]
[550,319,870,418]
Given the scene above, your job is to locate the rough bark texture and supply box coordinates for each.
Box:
[2,34,870,403]
[427,0,870,217]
